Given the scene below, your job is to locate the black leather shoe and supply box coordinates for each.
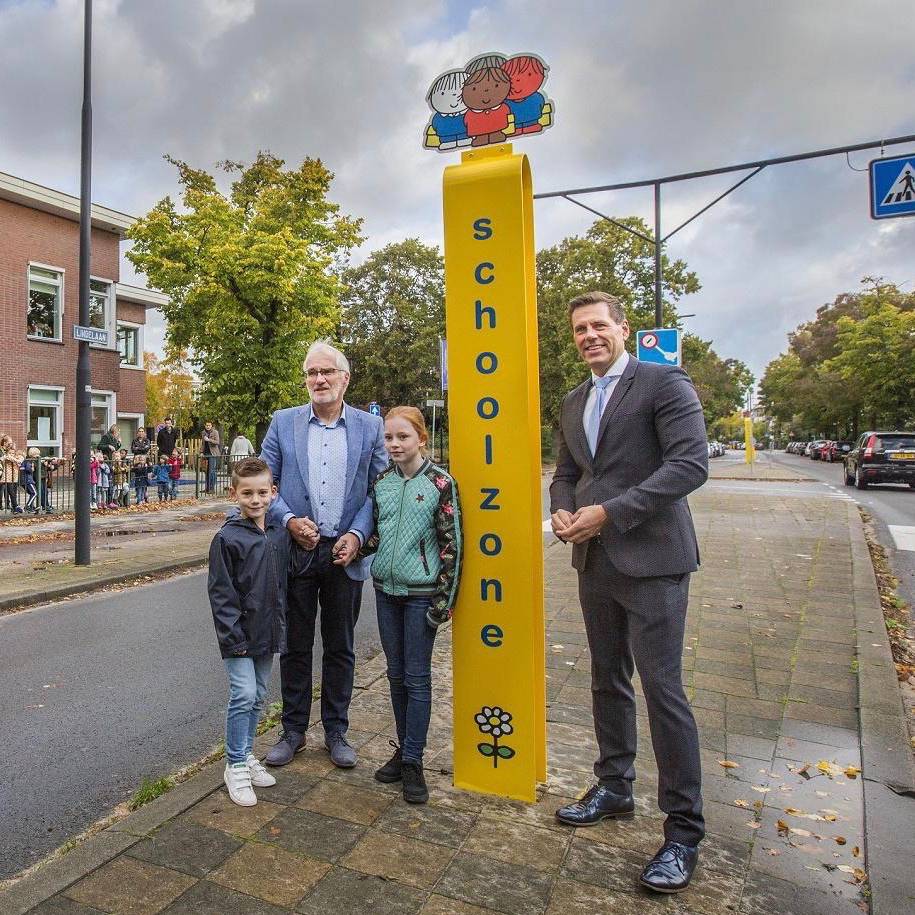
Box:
[555,784,634,826]
[374,741,403,783]
[639,841,699,893]
[401,761,429,804]
[264,730,305,767]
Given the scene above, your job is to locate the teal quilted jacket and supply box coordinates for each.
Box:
[363,459,463,627]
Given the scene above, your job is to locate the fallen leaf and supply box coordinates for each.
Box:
[844,765,861,779]
[751,785,770,793]
[815,790,829,798]
[753,800,764,811]
[835,837,847,845]
[789,827,814,837]
[784,807,802,815]
[747,821,761,829]
[777,820,790,835]
[852,846,861,858]
[734,799,750,808]
[718,760,740,769]
[767,847,780,856]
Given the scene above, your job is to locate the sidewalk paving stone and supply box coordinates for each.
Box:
[6,481,911,915]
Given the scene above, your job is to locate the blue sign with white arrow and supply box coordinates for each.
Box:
[637,328,681,366]
[870,153,915,220]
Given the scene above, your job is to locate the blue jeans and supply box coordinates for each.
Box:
[205,455,218,493]
[223,653,274,765]
[375,591,436,762]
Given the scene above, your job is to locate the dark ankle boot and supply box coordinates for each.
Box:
[401,761,428,804]
[374,741,403,783]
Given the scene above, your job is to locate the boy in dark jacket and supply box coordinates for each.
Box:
[208,457,291,807]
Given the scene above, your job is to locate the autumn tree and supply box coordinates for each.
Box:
[339,239,444,408]
[681,335,753,427]
[144,350,197,432]
[127,153,362,447]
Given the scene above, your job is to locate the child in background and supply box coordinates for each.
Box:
[40,455,59,513]
[132,456,150,504]
[355,406,463,804]
[167,449,183,501]
[112,451,129,507]
[97,453,113,509]
[20,448,40,513]
[89,451,100,510]
[208,457,290,807]
[152,454,171,502]
[2,438,23,514]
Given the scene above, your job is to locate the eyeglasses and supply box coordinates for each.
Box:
[305,368,341,379]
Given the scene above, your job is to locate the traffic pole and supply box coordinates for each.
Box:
[653,181,662,328]
[75,0,93,565]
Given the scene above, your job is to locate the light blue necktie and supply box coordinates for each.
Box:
[587,375,616,456]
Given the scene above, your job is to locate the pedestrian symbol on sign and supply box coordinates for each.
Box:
[881,162,915,205]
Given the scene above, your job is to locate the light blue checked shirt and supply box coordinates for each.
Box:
[308,406,349,538]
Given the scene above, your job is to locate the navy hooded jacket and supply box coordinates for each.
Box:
[207,514,292,658]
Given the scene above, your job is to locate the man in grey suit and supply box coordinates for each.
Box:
[550,291,708,893]
[260,341,387,769]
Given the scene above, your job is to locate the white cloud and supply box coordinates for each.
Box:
[0,0,912,380]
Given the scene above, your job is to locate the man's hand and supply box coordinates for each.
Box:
[287,516,319,550]
[550,509,575,539]
[561,504,608,544]
[332,532,360,566]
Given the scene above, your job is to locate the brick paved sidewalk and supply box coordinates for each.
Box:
[2,485,910,914]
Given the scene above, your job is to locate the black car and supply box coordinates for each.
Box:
[844,431,915,489]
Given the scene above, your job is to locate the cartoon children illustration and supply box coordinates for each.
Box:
[503,54,553,134]
[465,53,507,74]
[461,64,513,147]
[424,69,471,150]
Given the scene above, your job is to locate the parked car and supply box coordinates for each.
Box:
[844,431,915,489]
[810,440,833,461]
[825,440,854,463]
[806,440,828,458]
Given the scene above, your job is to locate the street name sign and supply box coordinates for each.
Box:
[869,152,915,220]
[637,328,681,366]
[73,325,109,345]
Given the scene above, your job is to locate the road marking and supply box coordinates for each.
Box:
[889,525,915,552]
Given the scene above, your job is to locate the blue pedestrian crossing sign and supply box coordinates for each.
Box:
[869,153,915,220]
[637,328,681,366]
[368,402,381,416]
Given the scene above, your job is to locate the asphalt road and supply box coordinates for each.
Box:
[768,450,915,614]
[0,571,382,879]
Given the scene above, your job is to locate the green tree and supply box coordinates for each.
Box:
[536,218,700,427]
[144,350,197,433]
[339,239,444,408]
[127,153,362,447]
[681,334,753,427]
[826,304,915,429]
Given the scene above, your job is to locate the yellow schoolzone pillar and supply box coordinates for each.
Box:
[443,144,546,801]
[744,415,756,464]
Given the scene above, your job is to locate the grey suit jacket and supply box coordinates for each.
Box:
[549,356,708,578]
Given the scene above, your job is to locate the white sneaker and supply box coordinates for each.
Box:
[224,762,257,806]
[246,753,277,787]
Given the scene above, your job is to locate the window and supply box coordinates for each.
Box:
[28,265,63,340]
[28,387,63,456]
[117,322,142,368]
[89,280,112,341]
[91,392,114,445]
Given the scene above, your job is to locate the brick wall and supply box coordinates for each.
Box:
[0,197,148,452]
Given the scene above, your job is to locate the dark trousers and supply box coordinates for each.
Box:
[375,591,437,762]
[578,548,704,846]
[280,539,363,736]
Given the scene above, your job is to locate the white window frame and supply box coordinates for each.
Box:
[90,389,117,445]
[116,320,144,369]
[89,276,116,350]
[27,262,65,343]
[116,412,146,445]
[27,384,65,456]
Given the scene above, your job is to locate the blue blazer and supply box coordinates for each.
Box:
[261,403,387,581]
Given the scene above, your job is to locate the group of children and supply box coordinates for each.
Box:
[209,406,462,808]
[89,449,183,510]
[1,435,61,514]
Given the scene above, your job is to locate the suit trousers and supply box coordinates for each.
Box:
[280,539,363,736]
[578,545,704,846]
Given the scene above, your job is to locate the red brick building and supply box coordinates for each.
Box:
[0,171,166,456]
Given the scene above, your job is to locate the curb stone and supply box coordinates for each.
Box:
[848,501,915,915]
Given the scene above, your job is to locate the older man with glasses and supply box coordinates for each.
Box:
[260,340,387,769]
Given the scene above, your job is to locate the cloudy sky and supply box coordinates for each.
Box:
[1,0,912,381]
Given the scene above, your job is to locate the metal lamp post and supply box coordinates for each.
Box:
[75,0,93,565]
